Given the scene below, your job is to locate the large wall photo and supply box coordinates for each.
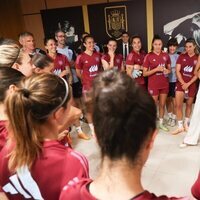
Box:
[41,6,84,45]
[153,0,200,51]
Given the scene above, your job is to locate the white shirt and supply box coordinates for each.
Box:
[122,43,129,59]
[57,46,79,83]
[57,46,73,61]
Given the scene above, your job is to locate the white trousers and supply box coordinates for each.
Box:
[183,86,200,145]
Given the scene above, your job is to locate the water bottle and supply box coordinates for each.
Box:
[184,89,189,99]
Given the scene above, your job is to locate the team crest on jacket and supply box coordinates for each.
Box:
[116,58,120,63]
[58,61,63,65]
[104,6,128,40]
[95,57,100,62]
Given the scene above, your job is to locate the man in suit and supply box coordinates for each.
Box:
[118,31,131,62]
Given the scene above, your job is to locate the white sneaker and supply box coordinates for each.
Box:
[179,143,188,148]
[179,142,197,148]
[167,118,172,126]
[171,127,184,135]
[184,122,189,132]
[170,119,176,127]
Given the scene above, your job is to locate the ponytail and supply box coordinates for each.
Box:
[6,87,43,170]
[6,73,70,171]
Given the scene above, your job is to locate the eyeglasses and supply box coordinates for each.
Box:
[57,35,65,38]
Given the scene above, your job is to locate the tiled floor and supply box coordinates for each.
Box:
[72,122,200,199]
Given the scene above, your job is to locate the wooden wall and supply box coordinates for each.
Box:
[20,0,128,49]
[0,0,24,41]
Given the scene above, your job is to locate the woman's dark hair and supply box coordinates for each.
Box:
[44,37,56,46]
[82,34,94,52]
[131,35,142,44]
[130,35,143,53]
[104,38,118,54]
[185,37,199,54]
[0,67,24,102]
[81,32,89,39]
[82,34,94,44]
[151,34,163,51]
[92,70,157,163]
[152,34,162,43]
[167,37,178,47]
[32,53,53,69]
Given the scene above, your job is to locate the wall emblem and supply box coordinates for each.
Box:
[105,6,128,40]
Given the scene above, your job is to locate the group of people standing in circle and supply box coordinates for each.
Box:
[0,28,199,200]
[105,32,200,148]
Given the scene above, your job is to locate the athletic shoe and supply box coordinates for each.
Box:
[78,132,90,140]
[159,124,169,132]
[184,123,189,132]
[170,119,176,127]
[167,118,172,126]
[179,142,197,148]
[171,127,184,135]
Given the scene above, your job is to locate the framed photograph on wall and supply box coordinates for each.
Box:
[41,6,84,46]
[153,0,200,52]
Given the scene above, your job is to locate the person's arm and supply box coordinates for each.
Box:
[0,193,8,200]
[59,69,68,78]
[126,64,133,77]
[163,63,171,75]
[176,64,185,85]
[76,69,82,80]
[75,55,83,80]
[65,66,73,85]
[101,53,115,70]
[176,60,197,90]
[194,56,200,76]
[165,54,172,74]
[143,65,163,77]
[120,61,125,72]
[58,105,82,132]
[101,59,110,70]
[142,54,162,77]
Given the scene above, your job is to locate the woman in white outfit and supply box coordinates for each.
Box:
[180,55,200,147]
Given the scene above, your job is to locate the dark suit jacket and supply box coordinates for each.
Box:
[117,41,132,59]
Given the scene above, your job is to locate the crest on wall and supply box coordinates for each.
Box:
[104,5,128,40]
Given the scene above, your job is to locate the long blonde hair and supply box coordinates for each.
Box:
[0,38,20,68]
[6,73,70,171]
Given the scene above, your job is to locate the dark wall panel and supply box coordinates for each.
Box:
[88,0,147,51]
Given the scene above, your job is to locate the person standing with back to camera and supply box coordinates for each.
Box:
[143,35,171,132]
[59,70,189,200]
[0,74,89,200]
